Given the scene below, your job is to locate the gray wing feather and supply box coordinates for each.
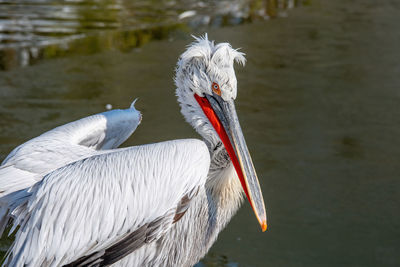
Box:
[5,139,210,267]
[0,103,141,236]
[1,103,141,194]
[64,187,199,267]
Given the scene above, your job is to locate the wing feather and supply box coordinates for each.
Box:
[0,103,141,196]
[5,139,210,267]
[0,103,141,236]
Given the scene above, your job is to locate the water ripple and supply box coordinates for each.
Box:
[0,0,304,69]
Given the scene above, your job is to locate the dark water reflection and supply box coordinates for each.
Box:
[1,0,400,266]
[0,0,305,70]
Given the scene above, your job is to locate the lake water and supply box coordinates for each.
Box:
[0,0,399,266]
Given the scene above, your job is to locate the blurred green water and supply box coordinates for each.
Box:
[0,0,304,70]
[0,0,400,266]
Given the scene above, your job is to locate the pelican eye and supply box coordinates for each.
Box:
[212,82,221,96]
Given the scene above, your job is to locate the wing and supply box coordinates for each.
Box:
[0,100,141,197]
[0,101,141,236]
[5,139,210,267]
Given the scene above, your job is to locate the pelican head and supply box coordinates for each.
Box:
[175,35,267,232]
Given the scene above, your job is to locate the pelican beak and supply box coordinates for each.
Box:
[194,93,267,232]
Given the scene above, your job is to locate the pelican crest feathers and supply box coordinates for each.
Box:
[175,34,246,101]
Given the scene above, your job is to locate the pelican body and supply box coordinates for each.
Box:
[0,36,267,267]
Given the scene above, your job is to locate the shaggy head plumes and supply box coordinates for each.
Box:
[175,34,246,148]
[175,34,245,101]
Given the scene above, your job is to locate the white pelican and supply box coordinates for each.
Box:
[0,35,267,267]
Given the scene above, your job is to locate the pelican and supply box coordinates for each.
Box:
[0,35,267,267]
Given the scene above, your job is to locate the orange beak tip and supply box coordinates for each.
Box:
[261,220,268,232]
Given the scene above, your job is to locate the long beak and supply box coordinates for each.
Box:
[194,93,267,231]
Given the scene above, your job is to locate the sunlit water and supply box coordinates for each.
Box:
[0,0,302,70]
[0,0,400,266]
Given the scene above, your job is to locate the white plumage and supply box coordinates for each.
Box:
[8,139,209,266]
[0,103,141,236]
[0,101,141,196]
[0,35,267,267]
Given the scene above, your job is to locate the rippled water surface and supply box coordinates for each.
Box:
[0,0,301,69]
[1,0,400,266]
